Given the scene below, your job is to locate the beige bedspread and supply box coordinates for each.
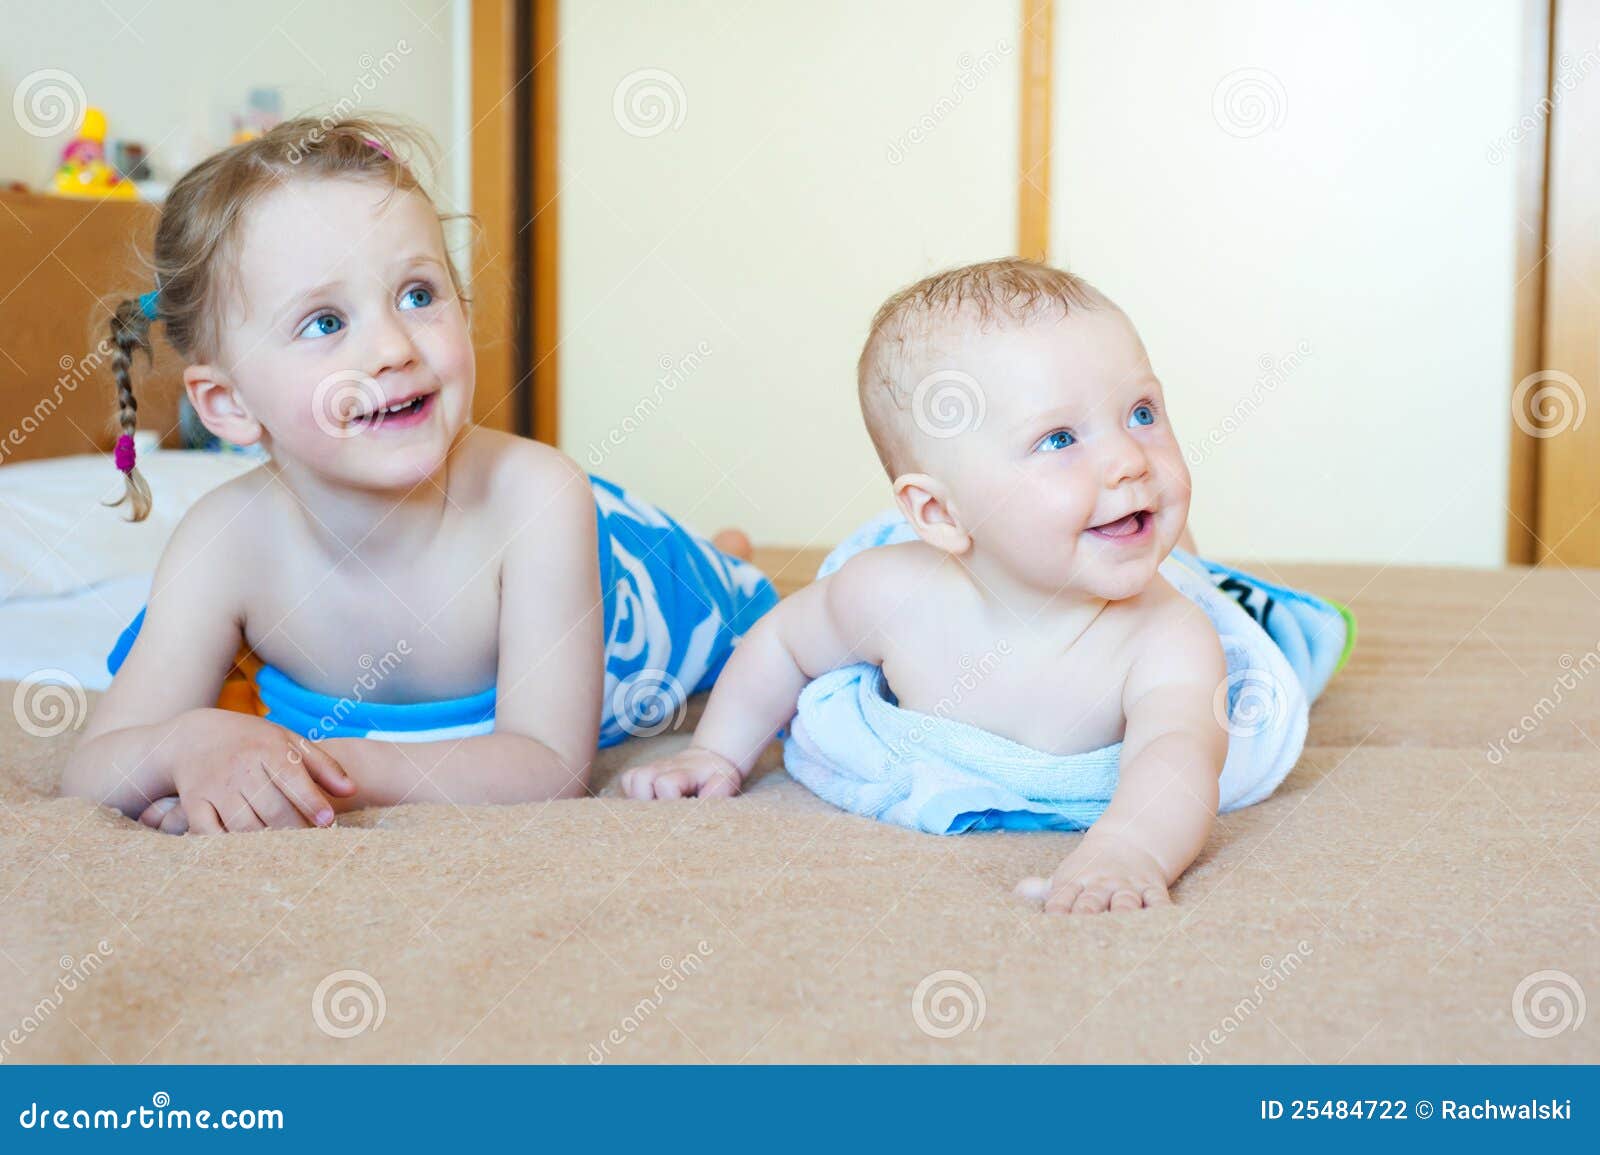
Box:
[2,552,1596,1063]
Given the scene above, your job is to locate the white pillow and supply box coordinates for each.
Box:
[0,438,260,603]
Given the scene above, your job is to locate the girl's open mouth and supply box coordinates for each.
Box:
[1087,509,1152,543]
[353,390,435,431]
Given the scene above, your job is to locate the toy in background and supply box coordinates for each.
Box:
[230,88,283,145]
[49,108,136,200]
[112,142,151,183]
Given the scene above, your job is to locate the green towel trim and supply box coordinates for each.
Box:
[1330,599,1357,676]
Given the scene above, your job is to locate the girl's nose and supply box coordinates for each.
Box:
[369,313,419,377]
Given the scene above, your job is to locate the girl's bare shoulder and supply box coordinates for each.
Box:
[448,427,589,507]
[165,462,282,556]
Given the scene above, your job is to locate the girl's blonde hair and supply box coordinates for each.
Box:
[107,115,465,521]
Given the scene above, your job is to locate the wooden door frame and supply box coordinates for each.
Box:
[469,0,559,443]
[1507,0,1553,564]
[1531,0,1599,566]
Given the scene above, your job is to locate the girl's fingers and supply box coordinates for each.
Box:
[245,767,307,829]
[268,758,336,826]
[218,793,265,833]
[1107,889,1143,912]
[185,799,224,836]
[297,741,357,796]
[1141,885,1173,907]
[654,772,687,800]
[159,805,189,836]
[138,796,180,829]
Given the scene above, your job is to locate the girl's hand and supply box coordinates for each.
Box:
[168,709,357,834]
[137,796,189,836]
[619,747,743,800]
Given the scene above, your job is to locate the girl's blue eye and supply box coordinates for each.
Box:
[298,313,344,339]
[401,286,434,310]
[1036,429,1075,453]
[1130,403,1156,427]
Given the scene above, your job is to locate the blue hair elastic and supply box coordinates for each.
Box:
[137,290,160,320]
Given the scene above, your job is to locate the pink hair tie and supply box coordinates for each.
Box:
[113,434,136,474]
[363,137,392,160]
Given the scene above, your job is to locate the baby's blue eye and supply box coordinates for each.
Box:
[1130,404,1156,427]
[400,286,434,310]
[298,312,344,340]
[1036,429,1075,453]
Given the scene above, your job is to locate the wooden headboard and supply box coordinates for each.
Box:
[0,190,185,465]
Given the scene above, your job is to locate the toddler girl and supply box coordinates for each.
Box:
[61,117,775,834]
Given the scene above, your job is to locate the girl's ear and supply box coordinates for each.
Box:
[183,364,262,447]
[893,472,972,556]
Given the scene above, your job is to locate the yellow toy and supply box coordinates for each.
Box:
[50,107,137,200]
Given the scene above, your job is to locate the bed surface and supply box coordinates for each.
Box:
[2,551,1596,1063]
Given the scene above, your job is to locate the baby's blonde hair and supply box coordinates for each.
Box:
[106,115,466,520]
[856,257,1106,476]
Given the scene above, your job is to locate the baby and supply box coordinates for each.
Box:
[622,259,1228,914]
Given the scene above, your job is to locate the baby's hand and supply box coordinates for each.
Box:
[619,747,743,800]
[167,708,357,834]
[1016,831,1173,914]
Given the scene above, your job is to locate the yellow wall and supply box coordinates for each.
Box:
[558,0,1020,548]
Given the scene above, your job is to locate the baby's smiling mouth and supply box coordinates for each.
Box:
[1087,509,1153,540]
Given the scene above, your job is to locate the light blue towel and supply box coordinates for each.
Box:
[783,511,1354,834]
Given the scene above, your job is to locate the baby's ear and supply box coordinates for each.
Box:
[893,473,972,556]
[183,364,262,447]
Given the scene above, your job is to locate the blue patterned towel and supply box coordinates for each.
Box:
[783,511,1354,834]
[107,475,779,748]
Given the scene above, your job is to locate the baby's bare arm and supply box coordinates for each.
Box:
[622,546,924,797]
[1095,610,1228,879]
[1020,597,1227,913]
